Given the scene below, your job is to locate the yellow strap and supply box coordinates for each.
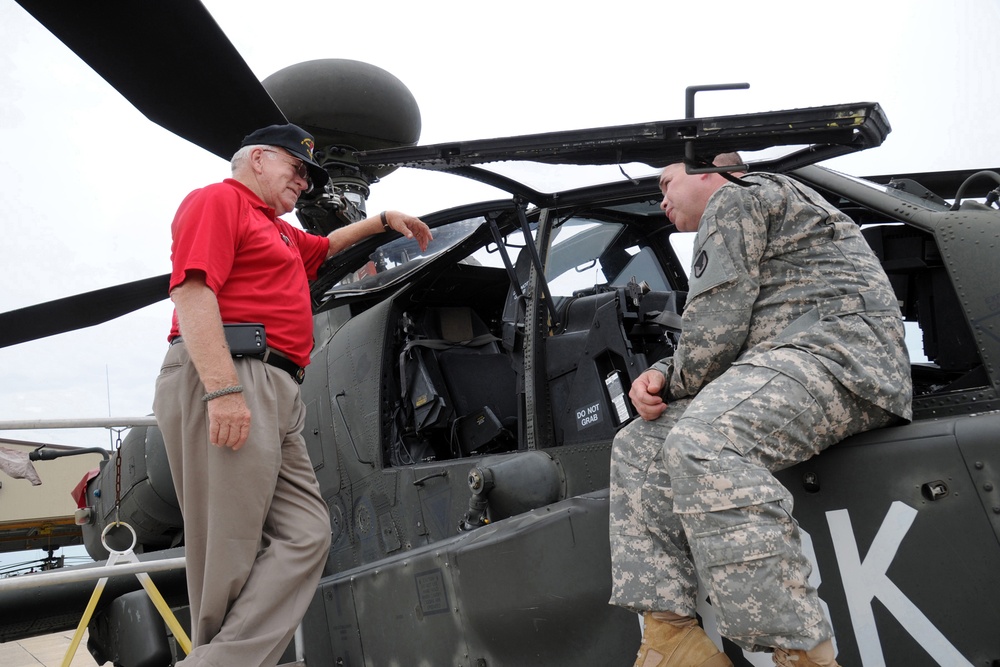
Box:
[136,571,192,655]
[61,577,108,667]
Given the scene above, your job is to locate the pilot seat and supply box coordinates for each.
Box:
[399,306,519,457]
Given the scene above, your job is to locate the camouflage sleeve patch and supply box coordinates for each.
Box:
[688,221,739,302]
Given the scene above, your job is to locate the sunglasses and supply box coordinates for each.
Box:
[262,148,313,193]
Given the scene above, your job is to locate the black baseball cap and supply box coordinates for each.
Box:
[241,123,330,189]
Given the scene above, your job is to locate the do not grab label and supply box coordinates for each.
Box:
[576,402,602,430]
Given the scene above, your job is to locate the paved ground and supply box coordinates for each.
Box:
[0,632,310,667]
[0,631,99,667]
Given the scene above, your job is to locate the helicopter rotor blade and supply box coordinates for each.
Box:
[357,102,891,173]
[15,0,286,160]
[0,274,170,349]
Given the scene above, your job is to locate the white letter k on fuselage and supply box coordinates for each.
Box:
[826,501,971,667]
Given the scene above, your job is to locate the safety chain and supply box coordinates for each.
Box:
[112,428,124,525]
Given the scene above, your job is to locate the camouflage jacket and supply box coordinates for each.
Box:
[651,173,913,420]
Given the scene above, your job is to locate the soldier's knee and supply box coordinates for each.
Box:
[662,416,732,473]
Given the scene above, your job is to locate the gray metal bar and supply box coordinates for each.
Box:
[0,556,186,592]
[0,417,158,430]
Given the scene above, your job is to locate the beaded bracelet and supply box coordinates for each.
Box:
[380,210,390,231]
[202,385,244,402]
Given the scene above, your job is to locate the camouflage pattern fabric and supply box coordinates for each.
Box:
[609,173,912,652]
[653,173,911,419]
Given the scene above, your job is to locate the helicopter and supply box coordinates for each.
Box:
[3,1,1000,666]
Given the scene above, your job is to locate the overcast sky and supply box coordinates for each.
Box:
[1,1,998,461]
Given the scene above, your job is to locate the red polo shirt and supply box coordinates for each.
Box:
[167,179,329,368]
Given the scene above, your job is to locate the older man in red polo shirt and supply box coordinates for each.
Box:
[154,123,431,667]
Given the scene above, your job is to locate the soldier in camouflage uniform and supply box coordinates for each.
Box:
[609,155,912,667]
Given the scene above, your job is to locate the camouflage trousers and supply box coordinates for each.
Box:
[609,362,895,651]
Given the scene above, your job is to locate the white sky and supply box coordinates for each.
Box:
[1,0,998,459]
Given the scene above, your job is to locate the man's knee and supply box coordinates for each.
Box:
[661,413,737,478]
[305,505,332,554]
[312,531,331,573]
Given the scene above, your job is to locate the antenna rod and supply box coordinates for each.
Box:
[684,82,750,118]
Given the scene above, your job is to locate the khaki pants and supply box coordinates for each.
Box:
[153,343,331,667]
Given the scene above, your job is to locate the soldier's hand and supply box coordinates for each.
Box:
[207,392,252,450]
[629,369,668,421]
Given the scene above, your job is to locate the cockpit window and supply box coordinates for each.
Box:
[463,216,670,297]
[325,212,672,300]
[544,218,669,296]
[327,217,486,295]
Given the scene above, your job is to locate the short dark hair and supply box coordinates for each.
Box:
[713,152,742,167]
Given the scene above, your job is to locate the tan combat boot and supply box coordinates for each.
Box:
[772,639,840,667]
[634,612,733,667]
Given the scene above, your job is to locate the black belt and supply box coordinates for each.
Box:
[259,349,306,384]
[170,337,305,384]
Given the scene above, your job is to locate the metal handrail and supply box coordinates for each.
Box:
[0,556,186,592]
[0,417,158,430]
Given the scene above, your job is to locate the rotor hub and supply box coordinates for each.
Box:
[262,59,420,232]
